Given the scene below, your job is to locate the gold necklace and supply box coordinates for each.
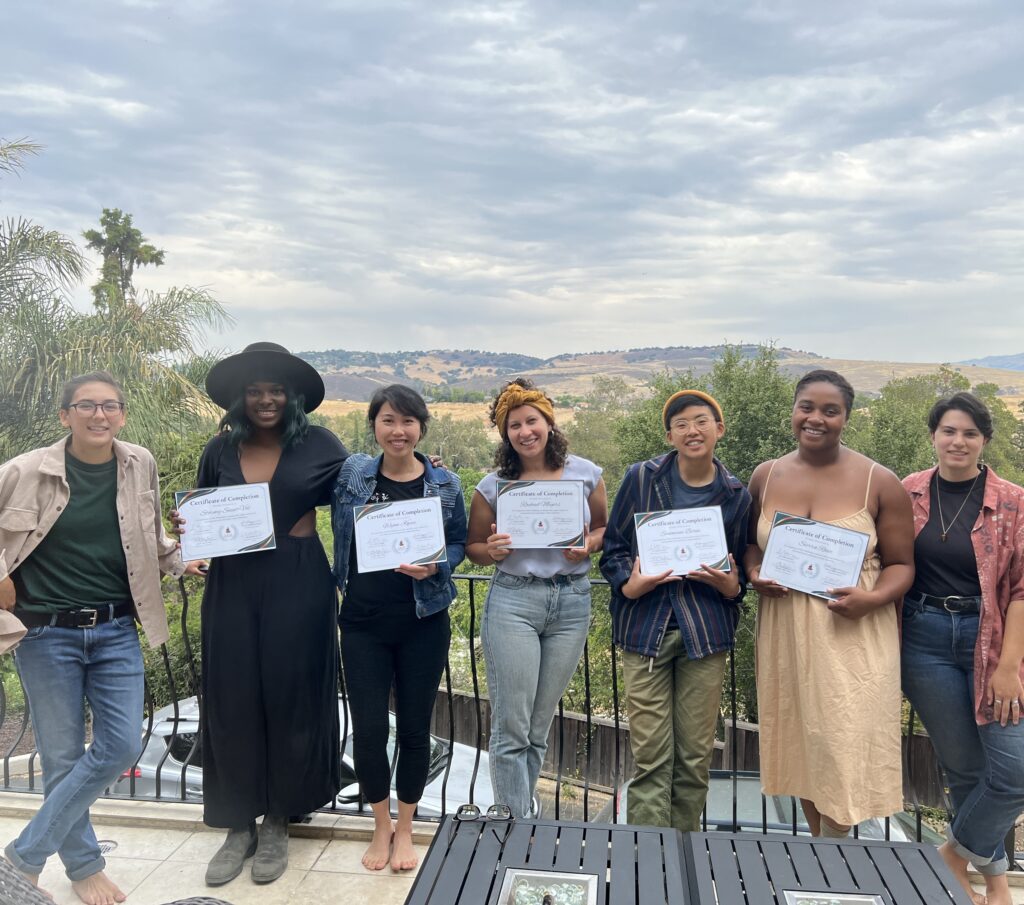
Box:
[935,467,983,542]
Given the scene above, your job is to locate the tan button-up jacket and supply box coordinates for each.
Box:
[0,436,184,647]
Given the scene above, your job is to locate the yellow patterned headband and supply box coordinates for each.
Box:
[662,389,724,429]
[494,385,556,437]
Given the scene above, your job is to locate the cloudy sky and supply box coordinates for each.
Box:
[2,0,1022,361]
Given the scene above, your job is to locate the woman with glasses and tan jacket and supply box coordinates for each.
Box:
[0,371,201,905]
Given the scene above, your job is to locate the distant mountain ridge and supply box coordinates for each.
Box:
[297,345,1024,402]
[959,353,1024,371]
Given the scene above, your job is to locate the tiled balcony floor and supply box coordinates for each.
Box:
[0,794,430,905]
[2,793,1022,904]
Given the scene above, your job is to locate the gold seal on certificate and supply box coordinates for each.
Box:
[634,505,731,575]
[495,479,586,549]
[353,497,447,573]
[760,512,870,600]
[174,483,276,561]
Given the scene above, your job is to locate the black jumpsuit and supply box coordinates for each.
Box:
[196,426,349,827]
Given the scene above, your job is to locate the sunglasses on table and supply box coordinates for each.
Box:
[447,803,514,852]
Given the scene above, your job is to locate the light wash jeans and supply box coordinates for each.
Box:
[482,572,591,818]
[4,614,144,880]
[901,595,1024,876]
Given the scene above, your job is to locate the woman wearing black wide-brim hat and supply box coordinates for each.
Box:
[177,342,349,887]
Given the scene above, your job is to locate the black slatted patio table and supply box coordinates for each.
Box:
[404,816,689,905]
[681,831,974,905]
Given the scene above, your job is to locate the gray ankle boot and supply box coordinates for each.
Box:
[251,814,289,884]
[205,822,257,886]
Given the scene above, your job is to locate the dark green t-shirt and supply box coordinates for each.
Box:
[13,451,131,612]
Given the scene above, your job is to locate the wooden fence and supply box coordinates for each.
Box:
[430,689,948,808]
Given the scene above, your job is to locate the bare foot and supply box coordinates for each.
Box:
[71,871,126,905]
[362,826,393,871]
[938,842,986,905]
[984,873,1012,905]
[391,827,418,872]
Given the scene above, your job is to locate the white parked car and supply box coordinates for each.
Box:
[113,695,495,816]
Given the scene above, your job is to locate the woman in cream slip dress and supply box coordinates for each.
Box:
[745,370,915,835]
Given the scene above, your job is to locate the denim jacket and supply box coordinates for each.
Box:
[600,452,750,659]
[331,452,467,618]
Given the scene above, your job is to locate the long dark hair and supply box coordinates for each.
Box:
[218,382,309,449]
[488,377,569,478]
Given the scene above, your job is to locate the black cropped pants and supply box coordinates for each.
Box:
[340,609,449,805]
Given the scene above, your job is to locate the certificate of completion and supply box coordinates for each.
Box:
[760,512,870,600]
[353,497,447,573]
[634,506,731,576]
[174,483,276,561]
[495,480,586,549]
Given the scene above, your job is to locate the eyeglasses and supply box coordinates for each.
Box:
[67,401,126,415]
[669,416,715,432]
[447,803,514,854]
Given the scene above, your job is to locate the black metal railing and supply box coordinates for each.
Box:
[0,573,1018,868]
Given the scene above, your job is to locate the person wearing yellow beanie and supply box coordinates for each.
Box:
[600,389,751,832]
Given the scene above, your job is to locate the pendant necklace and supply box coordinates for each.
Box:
[935,467,983,542]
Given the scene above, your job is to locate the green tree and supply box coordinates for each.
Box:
[0,140,86,301]
[82,207,166,310]
[564,376,635,493]
[960,383,1024,484]
[429,414,492,470]
[0,148,230,461]
[322,411,376,455]
[615,345,795,482]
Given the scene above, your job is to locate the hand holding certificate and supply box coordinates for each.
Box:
[495,480,586,549]
[634,506,731,576]
[174,483,276,562]
[760,512,869,600]
[354,497,447,574]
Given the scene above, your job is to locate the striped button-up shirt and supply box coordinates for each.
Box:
[600,453,751,660]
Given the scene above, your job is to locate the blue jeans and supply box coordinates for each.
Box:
[481,572,591,818]
[901,596,1024,876]
[4,615,144,880]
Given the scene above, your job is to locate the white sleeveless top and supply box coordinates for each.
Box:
[474,454,602,578]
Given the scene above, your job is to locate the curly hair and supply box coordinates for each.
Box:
[488,377,569,478]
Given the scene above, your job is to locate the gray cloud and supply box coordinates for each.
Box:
[2,0,1022,360]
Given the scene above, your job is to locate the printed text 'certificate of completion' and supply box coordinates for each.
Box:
[634,506,731,576]
[174,483,276,561]
[353,497,447,573]
[495,480,586,549]
[760,512,869,600]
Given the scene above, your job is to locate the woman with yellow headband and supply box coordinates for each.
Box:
[466,377,608,818]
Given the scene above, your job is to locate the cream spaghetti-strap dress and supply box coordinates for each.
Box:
[755,462,903,826]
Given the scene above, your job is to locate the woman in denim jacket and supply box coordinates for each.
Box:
[466,378,607,819]
[901,392,1024,905]
[331,385,466,873]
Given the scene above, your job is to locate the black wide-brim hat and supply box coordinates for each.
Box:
[205,342,325,413]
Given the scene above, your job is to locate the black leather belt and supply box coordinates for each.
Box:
[906,592,981,614]
[16,602,135,629]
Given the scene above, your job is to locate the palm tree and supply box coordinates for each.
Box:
[0,140,87,303]
[0,139,232,463]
